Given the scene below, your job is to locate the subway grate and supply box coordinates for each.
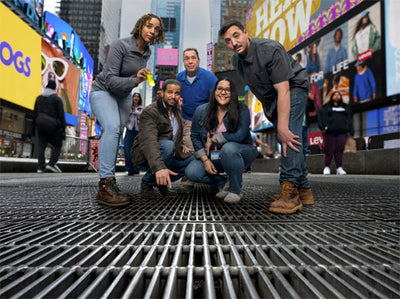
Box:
[0,173,399,298]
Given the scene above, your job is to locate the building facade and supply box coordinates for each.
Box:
[59,0,102,75]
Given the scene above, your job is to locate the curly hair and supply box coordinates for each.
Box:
[130,13,165,45]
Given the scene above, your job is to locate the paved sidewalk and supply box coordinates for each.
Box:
[0,172,399,298]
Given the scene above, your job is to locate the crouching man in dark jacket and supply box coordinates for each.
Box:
[132,79,194,195]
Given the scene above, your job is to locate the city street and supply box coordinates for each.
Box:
[0,172,399,298]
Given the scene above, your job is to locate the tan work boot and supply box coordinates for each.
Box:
[269,182,303,214]
[96,178,131,206]
[272,187,314,205]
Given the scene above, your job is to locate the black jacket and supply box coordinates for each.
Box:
[317,102,354,136]
[34,88,66,142]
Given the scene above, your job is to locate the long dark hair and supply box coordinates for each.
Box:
[132,92,143,106]
[329,91,346,107]
[353,13,372,40]
[205,78,241,132]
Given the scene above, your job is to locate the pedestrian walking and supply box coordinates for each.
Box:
[124,92,143,175]
[318,91,354,175]
[34,80,66,173]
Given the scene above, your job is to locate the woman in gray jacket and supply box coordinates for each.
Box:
[90,13,164,206]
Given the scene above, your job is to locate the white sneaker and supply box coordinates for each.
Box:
[336,167,347,175]
[46,164,62,173]
[323,166,331,175]
[224,192,243,203]
[37,169,44,173]
[216,179,229,199]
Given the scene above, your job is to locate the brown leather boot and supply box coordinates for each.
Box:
[269,182,303,214]
[96,178,130,206]
[272,187,314,205]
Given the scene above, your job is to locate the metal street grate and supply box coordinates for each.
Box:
[0,173,399,298]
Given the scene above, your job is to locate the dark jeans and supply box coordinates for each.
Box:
[139,140,195,189]
[37,134,62,170]
[274,92,310,188]
[323,133,347,168]
[185,142,258,194]
[124,129,139,172]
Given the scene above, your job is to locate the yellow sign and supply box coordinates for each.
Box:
[0,3,41,110]
[247,0,321,51]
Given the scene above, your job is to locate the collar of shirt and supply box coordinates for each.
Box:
[129,36,151,59]
[237,39,256,64]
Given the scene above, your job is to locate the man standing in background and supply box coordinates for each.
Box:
[176,48,218,151]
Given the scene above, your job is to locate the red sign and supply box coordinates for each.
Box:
[357,49,373,62]
[308,131,324,149]
[207,43,213,72]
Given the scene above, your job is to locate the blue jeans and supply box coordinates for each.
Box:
[274,92,310,188]
[139,140,195,189]
[185,142,258,194]
[124,129,139,172]
[90,90,132,179]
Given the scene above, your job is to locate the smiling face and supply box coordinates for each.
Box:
[140,17,161,44]
[215,80,231,108]
[222,25,250,56]
[183,50,200,77]
[132,93,141,106]
[162,84,181,108]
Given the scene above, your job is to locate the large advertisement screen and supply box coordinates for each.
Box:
[247,0,365,51]
[43,12,94,114]
[385,0,400,97]
[5,0,44,28]
[41,38,80,125]
[0,2,41,110]
[292,2,384,117]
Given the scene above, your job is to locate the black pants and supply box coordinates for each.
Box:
[37,134,62,170]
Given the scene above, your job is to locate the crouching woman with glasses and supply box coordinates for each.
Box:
[185,78,258,203]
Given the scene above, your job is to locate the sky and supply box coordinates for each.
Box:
[44,0,211,70]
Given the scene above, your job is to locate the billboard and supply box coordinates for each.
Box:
[0,2,41,110]
[41,38,80,125]
[156,48,178,66]
[247,0,365,51]
[385,0,400,97]
[207,42,213,72]
[5,0,44,27]
[43,12,94,114]
[292,2,384,118]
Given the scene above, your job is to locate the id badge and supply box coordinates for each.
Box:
[210,150,220,160]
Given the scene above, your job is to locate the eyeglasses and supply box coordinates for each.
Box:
[216,86,231,94]
[41,52,69,81]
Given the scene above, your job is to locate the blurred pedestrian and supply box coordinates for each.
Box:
[185,78,258,203]
[124,92,143,175]
[90,13,164,206]
[176,48,218,151]
[219,21,313,214]
[131,79,194,196]
[34,80,66,173]
[318,91,354,175]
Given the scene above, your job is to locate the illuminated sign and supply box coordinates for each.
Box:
[385,0,400,96]
[5,0,44,27]
[247,0,365,51]
[0,2,41,110]
[156,48,178,66]
[43,11,94,114]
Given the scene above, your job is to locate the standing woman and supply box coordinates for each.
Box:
[318,91,354,175]
[124,93,143,175]
[90,14,164,206]
[185,78,258,203]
